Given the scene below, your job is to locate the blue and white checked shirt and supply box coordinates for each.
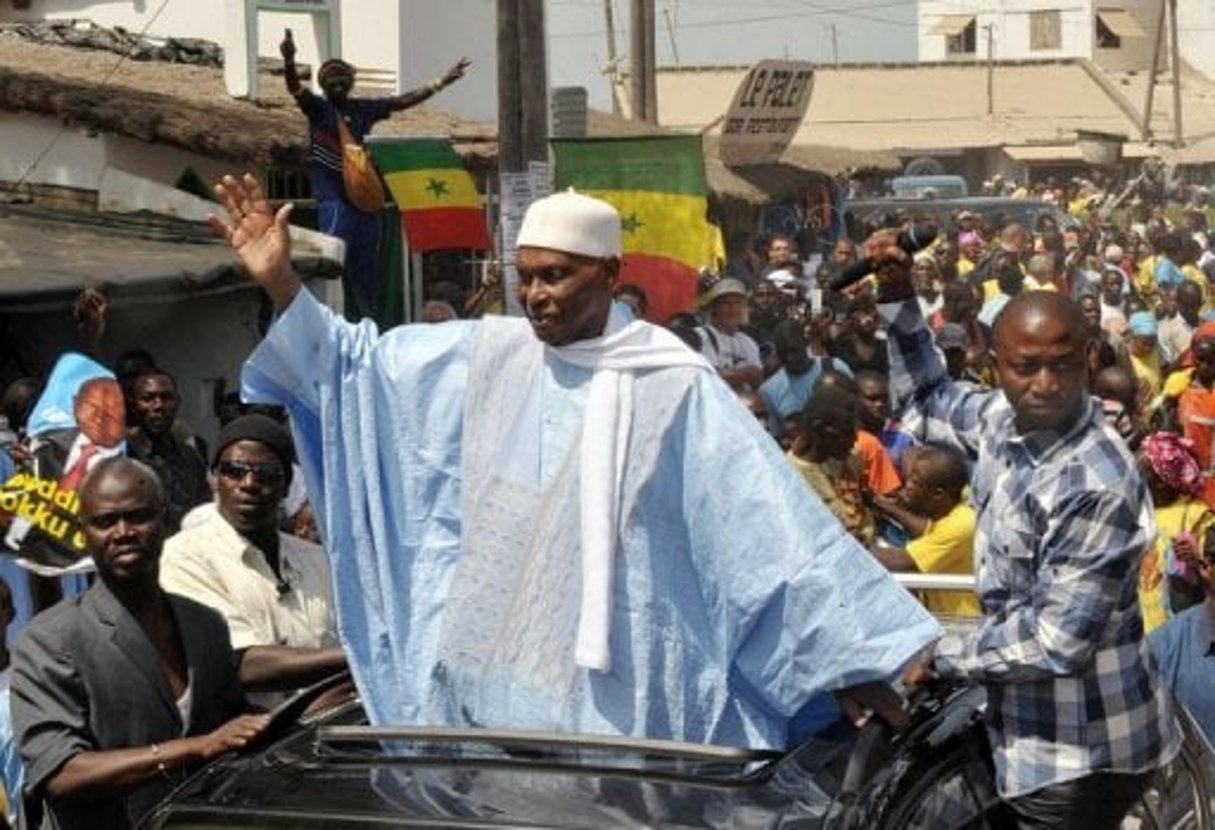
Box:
[881,298,1181,798]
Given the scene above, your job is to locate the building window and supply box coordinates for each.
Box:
[945,18,977,56]
[264,167,312,202]
[931,15,976,55]
[1030,10,1062,51]
[1096,9,1146,49]
[1096,14,1120,48]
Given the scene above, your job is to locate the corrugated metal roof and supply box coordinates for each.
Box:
[0,202,340,308]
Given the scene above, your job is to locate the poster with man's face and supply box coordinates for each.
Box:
[0,353,124,574]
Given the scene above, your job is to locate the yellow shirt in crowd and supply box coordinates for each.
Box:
[906,502,982,618]
[1139,497,1215,633]
[1182,263,1214,315]
[1130,350,1164,412]
[1137,254,1159,303]
[1164,367,1194,401]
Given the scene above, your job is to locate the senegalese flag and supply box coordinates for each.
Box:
[552,136,723,324]
[370,138,492,251]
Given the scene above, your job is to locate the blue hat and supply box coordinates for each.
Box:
[1127,311,1158,338]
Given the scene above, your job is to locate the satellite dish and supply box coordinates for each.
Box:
[904,156,946,177]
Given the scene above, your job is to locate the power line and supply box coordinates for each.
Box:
[10,0,176,192]
[550,0,916,38]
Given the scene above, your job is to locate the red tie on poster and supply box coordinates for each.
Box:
[58,443,100,493]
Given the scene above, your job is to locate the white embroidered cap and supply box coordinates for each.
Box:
[517,189,622,258]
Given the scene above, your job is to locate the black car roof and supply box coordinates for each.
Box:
[844,197,1077,236]
[143,702,860,828]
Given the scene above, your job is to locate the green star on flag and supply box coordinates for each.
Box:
[552,134,724,325]
[425,177,450,199]
[372,137,492,252]
[621,212,644,233]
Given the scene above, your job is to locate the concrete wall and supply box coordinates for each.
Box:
[0,115,106,191]
[104,134,233,193]
[917,0,1160,74]
[257,1,396,86]
[0,0,226,41]
[258,1,498,120]
[3,112,240,196]
[1091,0,1160,73]
[1179,2,1215,80]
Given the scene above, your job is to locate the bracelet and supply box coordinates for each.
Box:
[150,743,168,778]
[429,77,444,93]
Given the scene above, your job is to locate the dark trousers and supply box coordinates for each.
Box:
[990,769,1154,830]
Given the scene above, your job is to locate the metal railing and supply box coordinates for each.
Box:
[892,573,979,592]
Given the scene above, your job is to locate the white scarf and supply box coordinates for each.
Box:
[548,306,710,671]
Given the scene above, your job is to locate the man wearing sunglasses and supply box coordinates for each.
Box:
[160,415,345,704]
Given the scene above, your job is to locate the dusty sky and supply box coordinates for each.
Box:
[547,0,919,108]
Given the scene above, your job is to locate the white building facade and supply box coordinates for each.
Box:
[917,0,1188,75]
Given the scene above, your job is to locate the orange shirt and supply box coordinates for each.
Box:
[856,429,902,495]
[1177,382,1215,510]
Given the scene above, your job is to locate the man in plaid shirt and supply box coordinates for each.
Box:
[867,231,1181,828]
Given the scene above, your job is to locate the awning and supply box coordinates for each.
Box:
[0,203,343,310]
[929,15,974,37]
[1003,142,1155,162]
[1096,8,1146,38]
[1004,145,1086,162]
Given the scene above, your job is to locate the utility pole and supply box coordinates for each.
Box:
[663,5,680,66]
[629,0,657,123]
[1169,0,1182,145]
[985,24,994,116]
[644,0,656,122]
[496,0,549,315]
[603,0,623,115]
[1143,0,1167,139]
[497,0,548,173]
[830,24,839,67]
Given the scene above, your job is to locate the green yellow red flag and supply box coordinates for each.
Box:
[369,138,492,252]
[551,136,722,323]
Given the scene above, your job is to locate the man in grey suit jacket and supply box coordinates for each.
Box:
[10,458,269,829]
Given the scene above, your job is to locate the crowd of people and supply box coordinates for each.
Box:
[0,344,346,827]
[0,164,1212,827]
[625,170,1215,824]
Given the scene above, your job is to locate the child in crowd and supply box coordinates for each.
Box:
[869,445,981,618]
[1137,431,1214,632]
[787,385,875,546]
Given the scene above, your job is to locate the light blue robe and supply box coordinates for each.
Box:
[243,290,940,748]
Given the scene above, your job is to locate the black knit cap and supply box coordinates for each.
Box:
[212,413,295,475]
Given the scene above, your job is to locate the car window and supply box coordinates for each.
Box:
[892,176,969,199]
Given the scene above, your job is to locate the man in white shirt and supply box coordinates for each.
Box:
[161,415,345,703]
[697,278,763,389]
[1158,281,1201,368]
